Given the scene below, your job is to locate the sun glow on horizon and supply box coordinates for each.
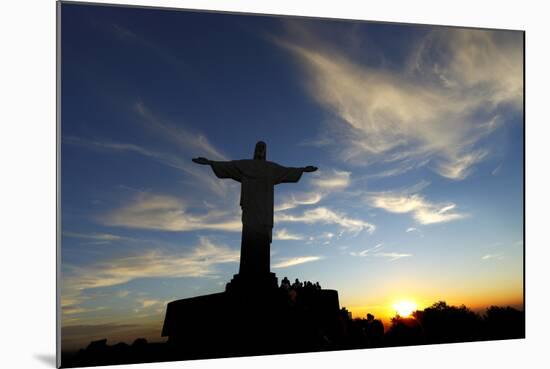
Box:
[392,300,417,317]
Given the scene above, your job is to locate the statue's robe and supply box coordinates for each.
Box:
[210,160,304,276]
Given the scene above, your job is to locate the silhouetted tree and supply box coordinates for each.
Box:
[483,306,525,340]
[412,301,481,344]
[64,300,525,367]
[385,315,425,346]
[365,313,384,347]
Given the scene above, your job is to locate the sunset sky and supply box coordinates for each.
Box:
[60,3,523,350]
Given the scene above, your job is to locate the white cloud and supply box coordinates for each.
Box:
[481,253,503,260]
[350,244,410,261]
[137,298,169,309]
[134,101,227,161]
[62,306,107,316]
[103,192,241,232]
[318,231,336,243]
[273,169,351,212]
[368,188,467,225]
[274,191,323,211]
[376,252,413,261]
[310,169,351,190]
[322,232,335,239]
[406,227,418,233]
[273,228,305,241]
[272,256,323,269]
[435,150,488,180]
[367,159,430,179]
[275,206,375,234]
[61,237,239,313]
[63,231,126,242]
[349,249,369,257]
[306,231,337,245]
[277,26,522,180]
[350,243,385,257]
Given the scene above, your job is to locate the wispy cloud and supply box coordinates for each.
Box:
[481,253,503,260]
[350,244,411,261]
[307,231,337,245]
[108,22,194,81]
[406,227,418,233]
[492,164,503,176]
[102,192,241,232]
[368,183,467,225]
[274,191,323,211]
[435,150,488,180]
[272,256,323,269]
[273,228,305,241]
[64,100,233,198]
[376,252,413,261]
[134,102,227,161]
[62,305,107,316]
[276,26,522,180]
[366,159,430,179]
[64,136,233,197]
[310,169,351,190]
[349,243,384,257]
[275,206,375,234]
[135,297,171,310]
[68,237,239,290]
[62,237,239,314]
[63,231,126,242]
[273,168,351,212]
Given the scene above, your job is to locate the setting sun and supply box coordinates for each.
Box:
[392,300,417,317]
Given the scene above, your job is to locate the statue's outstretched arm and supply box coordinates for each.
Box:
[192,157,212,165]
[273,164,318,184]
[193,158,242,182]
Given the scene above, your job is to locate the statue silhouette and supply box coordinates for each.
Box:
[159,142,339,355]
[193,141,317,281]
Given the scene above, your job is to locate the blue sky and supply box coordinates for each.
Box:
[60,3,523,349]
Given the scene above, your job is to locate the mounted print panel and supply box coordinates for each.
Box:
[57,1,524,367]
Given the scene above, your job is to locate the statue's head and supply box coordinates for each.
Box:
[253,141,266,160]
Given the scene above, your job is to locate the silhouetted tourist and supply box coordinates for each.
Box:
[292,278,302,289]
[281,277,291,290]
[289,288,297,305]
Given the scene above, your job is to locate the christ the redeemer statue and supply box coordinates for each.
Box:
[192,141,317,282]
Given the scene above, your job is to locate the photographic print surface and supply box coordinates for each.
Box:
[58,2,524,367]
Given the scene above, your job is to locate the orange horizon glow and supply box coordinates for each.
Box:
[61,294,524,351]
[345,293,523,325]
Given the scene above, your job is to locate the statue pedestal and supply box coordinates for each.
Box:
[225,272,278,293]
[161,274,342,359]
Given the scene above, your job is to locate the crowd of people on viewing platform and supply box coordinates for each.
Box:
[279,277,321,291]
